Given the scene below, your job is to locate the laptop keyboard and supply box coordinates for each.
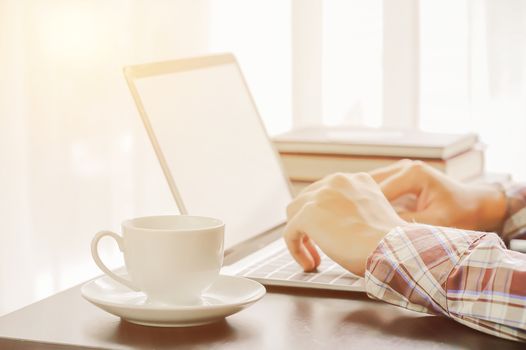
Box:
[234,245,364,290]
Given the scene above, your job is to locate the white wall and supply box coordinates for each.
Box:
[0,0,209,316]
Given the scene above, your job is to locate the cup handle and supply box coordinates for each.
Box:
[91,230,140,291]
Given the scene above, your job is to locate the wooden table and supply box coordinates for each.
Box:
[0,280,522,350]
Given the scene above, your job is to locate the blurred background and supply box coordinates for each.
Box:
[1,0,525,315]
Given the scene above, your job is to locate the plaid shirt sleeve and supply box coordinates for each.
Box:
[365,224,526,342]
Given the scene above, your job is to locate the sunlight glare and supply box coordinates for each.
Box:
[35,3,101,61]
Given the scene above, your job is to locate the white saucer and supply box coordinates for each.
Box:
[81,274,266,327]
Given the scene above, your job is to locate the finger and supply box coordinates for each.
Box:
[379,167,423,201]
[391,193,418,212]
[302,235,321,269]
[296,178,328,197]
[296,172,351,197]
[369,159,412,183]
[283,213,317,272]
[287,191,314,220]
[399,210,441,225]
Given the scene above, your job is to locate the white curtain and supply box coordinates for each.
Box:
[419,0,526,180]
[473,0,526,179]
[209,0,292,135]
[0,0,210,315]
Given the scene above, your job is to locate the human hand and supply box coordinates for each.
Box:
[370,160,507,232]
[284,173,406,276]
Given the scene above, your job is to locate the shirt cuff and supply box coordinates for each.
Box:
[364,223,490,316]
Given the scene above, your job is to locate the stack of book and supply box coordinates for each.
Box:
[273,126,484,194]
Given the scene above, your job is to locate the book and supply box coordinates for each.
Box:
[280,146,484,183]
[273,126,479,159]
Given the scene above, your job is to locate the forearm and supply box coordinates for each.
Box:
[471,183,507,233]
[501,182,526,243]
[465,182,526,243]
[365,224,526,342]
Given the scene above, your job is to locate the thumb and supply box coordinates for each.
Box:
[380,168,424,201]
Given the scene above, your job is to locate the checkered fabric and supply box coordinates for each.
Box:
[365,184,526,342]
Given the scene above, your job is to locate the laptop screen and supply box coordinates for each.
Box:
[127,55,293,249]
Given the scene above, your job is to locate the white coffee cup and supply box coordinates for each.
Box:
[91,215,224,305]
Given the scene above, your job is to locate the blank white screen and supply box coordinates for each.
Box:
[134,60,292,249]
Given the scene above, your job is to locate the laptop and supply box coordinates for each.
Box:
[124,53,364,292]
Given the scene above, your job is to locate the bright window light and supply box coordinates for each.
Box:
[209,0,292,136]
